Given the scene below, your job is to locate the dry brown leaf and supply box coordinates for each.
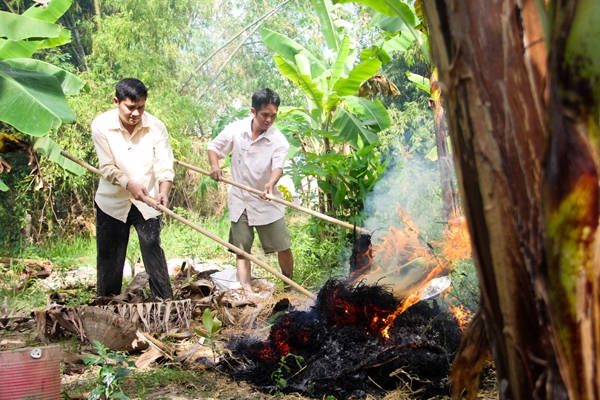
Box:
[449,309,492,399]
[135,346,165,370]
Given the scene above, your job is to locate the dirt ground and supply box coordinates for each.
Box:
[1,260,497,400]
[0,302,362,400]
[1,302,498,400]
[1,298,311,400]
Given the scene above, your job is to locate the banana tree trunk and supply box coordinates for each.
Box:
[543,1,600,398]
[421,0,565,399]
[423,0,600,398]
[430,71,460,221]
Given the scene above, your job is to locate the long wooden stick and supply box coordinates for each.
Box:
[175,159,370,234]
[60,151,316,299]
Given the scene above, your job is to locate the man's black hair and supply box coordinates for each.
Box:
[115,78,148,102]
[252,87,280,110]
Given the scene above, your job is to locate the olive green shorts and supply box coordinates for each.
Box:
[229,211,291,254]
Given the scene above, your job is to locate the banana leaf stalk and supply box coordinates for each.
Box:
[543,1,600,398]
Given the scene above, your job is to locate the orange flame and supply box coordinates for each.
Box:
[357,205,472,285]
[373,206,433,269]
[431,216,472,262]
[448,304,472,331]
[380,263,447,339]
[353,205,473,338]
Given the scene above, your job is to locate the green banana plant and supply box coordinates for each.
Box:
[334,0,463,222]
[0,0,86,190]
[334,0,429,89]
[261,0,391,219]
[262,29,389,149]
[543,1,600,398]
[334,0,429,58]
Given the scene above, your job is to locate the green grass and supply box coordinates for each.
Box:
[63,363,227,400]
[160,210,352,291]
[0,262,49,311]
[1,211,355,312]
[2,206,480,313]
[161,211,232,261]
[8,235,95,270]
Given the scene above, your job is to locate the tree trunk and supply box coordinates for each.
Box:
[422,1,566,399]
[542,1,600,398]
[93,0,100,18]
[62,14,89,72]
[423,0,600,398]
[430,71,460,221]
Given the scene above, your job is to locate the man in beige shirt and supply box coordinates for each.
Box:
[91,78,174,299]
[208,88,294,294]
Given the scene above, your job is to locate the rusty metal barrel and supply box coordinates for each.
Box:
[0,345,62,400]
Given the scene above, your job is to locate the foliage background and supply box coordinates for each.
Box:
[0,3,483,396]
[0,0,465,308]
[0,0,437,248]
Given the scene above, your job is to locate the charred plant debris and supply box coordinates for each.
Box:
[220,278,462,399]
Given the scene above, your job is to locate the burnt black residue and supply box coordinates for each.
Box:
[218,279,462,399]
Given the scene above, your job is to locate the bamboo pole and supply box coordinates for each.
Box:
[60,151,316,299]
[175,159,370,234]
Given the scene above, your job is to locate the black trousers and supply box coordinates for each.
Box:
[95,203,173,299]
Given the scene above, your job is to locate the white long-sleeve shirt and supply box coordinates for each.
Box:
[92,108,174,222]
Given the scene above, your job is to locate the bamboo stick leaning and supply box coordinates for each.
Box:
[60,151,316,300]
[175,159,370,234]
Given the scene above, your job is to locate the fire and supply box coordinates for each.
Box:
[251,206,474,361]
[251,312,317,362]
[353,204,472,289]
[431,216,472,261]
[380,263,447,339]
[319,281,397,337]
[350,205,473,338]
[373,205,433,269]
[397,263,445,312]
[223,277,464,399]
[351,205,444,298]
[448,304,472,331]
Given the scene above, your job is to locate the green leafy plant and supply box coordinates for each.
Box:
[63,287,96,308]
[270,353,305,393]
[83,340,135,400]
[125,233,141,277]
[448,259,479,312]
[0,258,48,312]
[0,0,87,184]
[195,308,223,362]
[261,0,392,219]
[277,184,294,203]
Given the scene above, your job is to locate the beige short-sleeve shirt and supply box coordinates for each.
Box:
[208,116,289,226]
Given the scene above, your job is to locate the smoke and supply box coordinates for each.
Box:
[357,152,445,297]
[363,155,442,237]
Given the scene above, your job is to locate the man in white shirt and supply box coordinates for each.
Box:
[207,88,294,294]
[91,78,174,299]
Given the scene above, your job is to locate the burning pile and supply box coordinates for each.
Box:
[219,278,463,399]
[219,205,473,398]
